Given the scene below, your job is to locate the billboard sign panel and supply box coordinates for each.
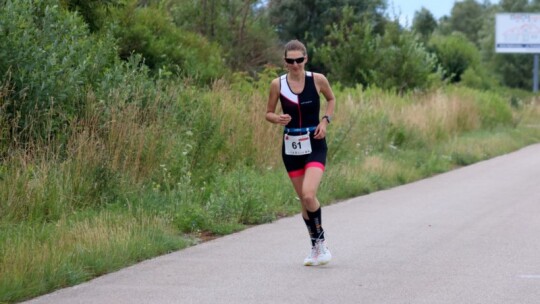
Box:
[496,13,540,53]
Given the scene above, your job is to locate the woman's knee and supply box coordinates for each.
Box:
[301,192,318,208]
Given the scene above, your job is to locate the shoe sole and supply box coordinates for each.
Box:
[304,259,332,266]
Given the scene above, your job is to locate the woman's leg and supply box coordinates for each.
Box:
[290,176,308,218]
[289,167,324,212]
[292,166,331,265]
[301,166,324,212]
[290,167,325,241]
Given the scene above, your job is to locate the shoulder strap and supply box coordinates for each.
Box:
[280,74,298,103]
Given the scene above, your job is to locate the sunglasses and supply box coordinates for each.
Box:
[285,57,305,64]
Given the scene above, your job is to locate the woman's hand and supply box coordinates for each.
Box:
[314,121,328,139]
[276,114,292,126]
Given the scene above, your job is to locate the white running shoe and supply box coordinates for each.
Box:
[316,240,332,265]
[303,240,332,266]
[303,245,318,266]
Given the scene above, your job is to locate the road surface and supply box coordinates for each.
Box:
[23,144,540,304]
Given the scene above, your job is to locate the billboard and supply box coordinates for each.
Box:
[496,13,540,53]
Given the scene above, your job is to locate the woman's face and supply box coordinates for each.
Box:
[284,50,307,72]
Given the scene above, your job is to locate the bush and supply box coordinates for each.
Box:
[317,8,438,92]
[460,66,498,91]
[170,1,282,73]
[448,87,513,129]
[111,4,227,83]
[429,33,480,83]
[0,0,119,141]
[315,8,379,88]
[368,21,439,93]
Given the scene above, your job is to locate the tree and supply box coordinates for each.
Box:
[111,3,227,82]
[170,0,281,72]
[316,7,378,87]
[500,0,528,11]
[412,7,437,41]
[60,0,118,32]
[449,0,485,46]
[267,0,387,74]
[429,33,480,83]
[372,21,438,93]
[267,0,386,44]
[0,0,123,141]
[531,0,540,10]
[317,8,438,92]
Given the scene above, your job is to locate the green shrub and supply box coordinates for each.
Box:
[449,87,513,129]
[111,5,226,83]
[429,33,480,83]
[368,21,439,93]
[476,92,513,128]
[59,0,118,32]
[461,67,490,90]
[317,8,438,92]
[315,8,379,88]
[0,0,118,141]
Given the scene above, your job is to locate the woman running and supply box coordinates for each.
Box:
[265,39,336,266]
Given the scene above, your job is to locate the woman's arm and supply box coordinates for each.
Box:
[266,78,291,126]
[314,73,336,139]
[316,73,335,119]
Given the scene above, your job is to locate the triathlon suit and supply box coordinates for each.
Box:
[279,71,327,178]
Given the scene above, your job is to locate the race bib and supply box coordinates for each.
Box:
[284,133,312,155]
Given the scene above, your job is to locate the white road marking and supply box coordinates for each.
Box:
[518,275,540,279]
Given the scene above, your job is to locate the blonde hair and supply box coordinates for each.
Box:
[284,40,307,57]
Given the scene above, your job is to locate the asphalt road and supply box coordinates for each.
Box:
[23,144,540,304]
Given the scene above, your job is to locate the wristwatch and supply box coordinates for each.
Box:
[322,115,331,124]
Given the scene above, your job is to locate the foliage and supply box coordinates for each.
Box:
[412,7,437,41]
[436,0,540,90]
[110,3,226,82]
[59,0,119,31]
[448,0,486,46]
[429,33,480,83]
[500,0,529,11]
[0,0,119,142]
[267,0,386,44]
[267,0,387,72]
[317,9,438,92]
[169,0,281,73]
[315,8,378,87]
[460,66,497,90]
[447,86,514,129]
[369,21,439,93]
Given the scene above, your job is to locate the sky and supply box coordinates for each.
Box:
[389,0,457,27]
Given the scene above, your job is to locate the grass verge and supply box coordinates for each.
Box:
[1,82,540,303]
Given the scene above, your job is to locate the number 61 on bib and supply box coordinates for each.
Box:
[284,133,312,155]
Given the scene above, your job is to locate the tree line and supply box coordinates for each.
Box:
[58,0,540,91]
[0,0,538,145]
[4,0,540,86]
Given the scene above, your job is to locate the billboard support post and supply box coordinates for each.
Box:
[532,55,537,92]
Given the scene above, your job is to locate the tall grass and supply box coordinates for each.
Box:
[0,210,188,302]
[1,74,540,302]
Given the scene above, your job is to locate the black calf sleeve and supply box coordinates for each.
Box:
[303,217,316,247]
[307,207,325,241]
